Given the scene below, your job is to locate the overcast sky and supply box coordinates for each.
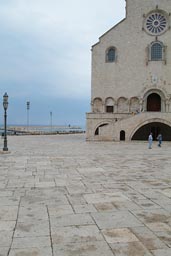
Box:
[0,0,125,126]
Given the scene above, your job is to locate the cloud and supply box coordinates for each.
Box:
[0,0,125,124]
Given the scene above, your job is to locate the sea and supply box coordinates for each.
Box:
[0,124,86,135]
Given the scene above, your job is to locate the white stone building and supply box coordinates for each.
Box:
[86,0,171,141]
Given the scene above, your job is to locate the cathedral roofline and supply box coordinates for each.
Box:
[91,17,126,49]
[92,1,127,49]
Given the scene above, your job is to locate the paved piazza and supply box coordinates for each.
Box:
[1,134,171,256]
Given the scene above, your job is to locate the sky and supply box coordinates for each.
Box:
[0,0,125,126]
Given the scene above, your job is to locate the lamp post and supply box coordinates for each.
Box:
[50,111,52,132]
[27,101,30,131]
[3,92,8,151]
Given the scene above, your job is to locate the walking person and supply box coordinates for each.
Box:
[148,132,153,149]
[157,133,162,147]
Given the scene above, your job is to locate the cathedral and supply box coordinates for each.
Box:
[86,0,171,141]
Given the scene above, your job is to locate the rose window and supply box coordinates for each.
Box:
[145,12,168,35]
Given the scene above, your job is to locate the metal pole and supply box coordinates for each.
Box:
[3,93,8,151]
[3,108,8,151]
[50,111,52,132]
[27,101,30,131]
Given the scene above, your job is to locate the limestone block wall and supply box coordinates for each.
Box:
[86,112,171,141]
[114,112,171,141]
[91,0,171,102]
[87,0,171,141]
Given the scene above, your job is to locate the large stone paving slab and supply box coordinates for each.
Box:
[50,213,94,228]
[1,134,171,255]
[14,219,50,237]
[48,204,74,217]
[102,228,139,243]
[84,192,130,204]
[51,225,103,244]
[151,249,171,256]
[0,206,18,221]
[0,247,9,256]
[53,241,114,256]
[110,241,153,256]
[0,231,13,247]
[130,226,167,250]
[11,236,51,249]
[8,247,52,256]
[91,211,143,229]
[133,208,171,225]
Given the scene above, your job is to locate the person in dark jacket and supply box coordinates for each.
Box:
[157,134,162,147]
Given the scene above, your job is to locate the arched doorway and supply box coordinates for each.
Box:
[120,130,125,141]
[95,123,108,136]
[147,93,161,111]
[132,122,171,141]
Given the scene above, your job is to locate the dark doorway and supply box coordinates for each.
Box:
[120,130,125,141]
[132,122,171,141]
[147,93,161,112]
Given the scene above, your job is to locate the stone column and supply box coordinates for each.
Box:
[102,103,105,113]
[166,99,169,113]
[139,98,143,112]
[91,101,94,112]
[114,103,118,113]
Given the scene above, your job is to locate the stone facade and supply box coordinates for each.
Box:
[86,0,171,141]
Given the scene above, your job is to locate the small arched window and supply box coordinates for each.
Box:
[105,97,114,113]
[106,47,116,62]
[150,42,164,61]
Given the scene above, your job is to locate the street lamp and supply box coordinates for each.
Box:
[3,92,8,151]
[27,101,30,131]
[50,111,52,132]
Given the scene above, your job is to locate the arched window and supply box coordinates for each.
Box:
[106,47,116,62]
[105,97,114,113]
[150,42,164,61]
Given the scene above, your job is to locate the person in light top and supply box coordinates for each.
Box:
[148,132,153,149]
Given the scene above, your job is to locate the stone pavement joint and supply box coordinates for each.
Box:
[0,134,171,255]
[46,205,54,256]
[7,197,21,256]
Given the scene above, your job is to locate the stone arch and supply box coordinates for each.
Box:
[143,89,166,112]
[94,121,112,139]
[117,97,128,113]
[105,97,115,113]
[129,97,139,113]
[94,123,109,136]
[130,118,171,141]
[147,93,161,111]
[92,98,103,113]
